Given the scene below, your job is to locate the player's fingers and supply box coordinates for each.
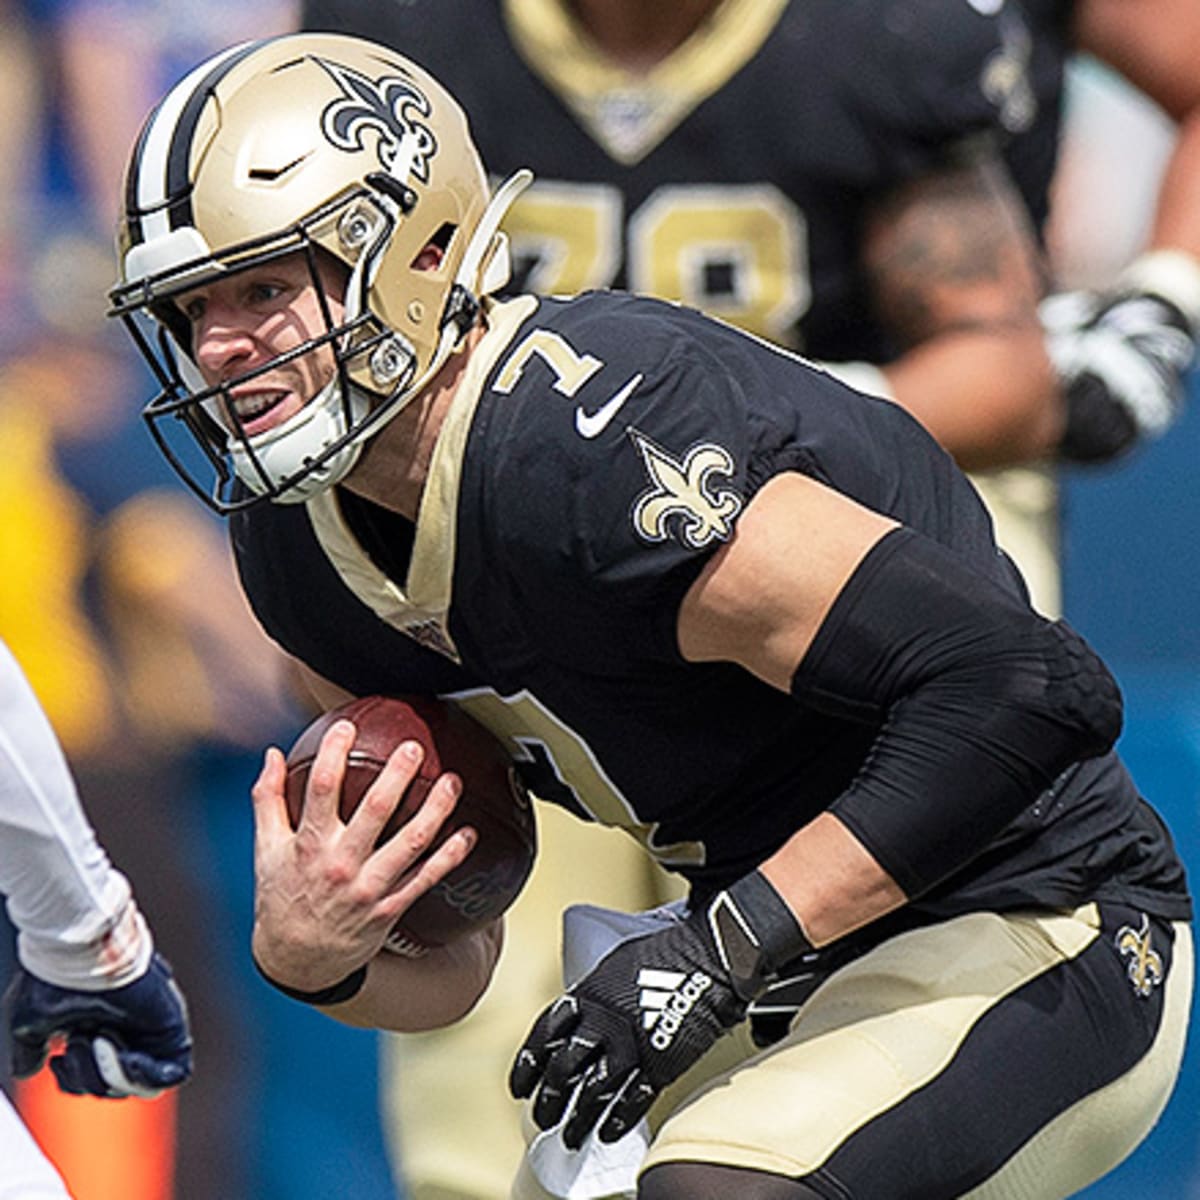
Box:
[509,993,578,1099]
[564,1055,627,1150]
[373,768,465,883]
[50,1037,109,1096]
[343,739,428,856]
[93,1038,184,1098]
[377,823,476,927]
[598,1071,657,1144]
[250,745,291,840]
[535,1027,602,1132]
[300,719,356,827]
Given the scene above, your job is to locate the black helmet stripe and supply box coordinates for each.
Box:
[124,109,157,244]
[125,40,266,248]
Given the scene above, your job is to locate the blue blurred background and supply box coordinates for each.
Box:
[1064,385,1200,1198]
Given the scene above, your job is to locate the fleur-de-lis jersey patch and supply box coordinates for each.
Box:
[1114,913,1165,999]
[630,431,742,549]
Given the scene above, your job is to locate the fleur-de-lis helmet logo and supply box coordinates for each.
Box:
[315,56,437,180]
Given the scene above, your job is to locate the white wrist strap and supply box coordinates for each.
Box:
[1120,249,1200,332]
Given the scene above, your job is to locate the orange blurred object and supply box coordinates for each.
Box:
[15,1067,176,1200]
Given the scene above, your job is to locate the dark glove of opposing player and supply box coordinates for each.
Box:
[5,952,193,1098]
[509,911,747,1148]
[1042,288,1197,463]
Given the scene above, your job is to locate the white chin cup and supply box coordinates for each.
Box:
[227,376,370,502]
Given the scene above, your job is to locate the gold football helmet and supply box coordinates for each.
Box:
[109,32,529,511]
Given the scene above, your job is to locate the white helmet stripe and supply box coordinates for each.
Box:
[128,41,261,247]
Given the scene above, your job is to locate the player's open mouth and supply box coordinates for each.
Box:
[230,389,291,434]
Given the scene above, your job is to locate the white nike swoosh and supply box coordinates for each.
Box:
[575,373,644,439]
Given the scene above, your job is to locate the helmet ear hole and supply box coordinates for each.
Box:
[411,244,445,273]
[411,222,457,272]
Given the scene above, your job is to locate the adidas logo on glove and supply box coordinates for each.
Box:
[637,967,713,1051]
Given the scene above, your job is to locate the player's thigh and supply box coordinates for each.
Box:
[644,904,1190,1200]
[961,915,1191,1200]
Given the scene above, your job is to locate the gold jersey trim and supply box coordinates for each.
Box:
[504,0,789,165]
[305,296,539,660]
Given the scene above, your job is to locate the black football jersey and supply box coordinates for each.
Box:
[233,291,1190,922]
[302,0,1069,361]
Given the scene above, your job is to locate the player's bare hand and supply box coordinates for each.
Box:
[250,719,476,992]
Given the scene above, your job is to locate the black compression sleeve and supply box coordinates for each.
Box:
[791,527,1122,898]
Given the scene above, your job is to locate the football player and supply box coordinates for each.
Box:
[111,34,1191,1200]
[293,2,1200,1193]
[0,637,193,1198]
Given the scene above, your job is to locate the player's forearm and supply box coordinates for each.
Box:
[881,328,1064,469]
[0,642,152,987]
[1073,0,1200,127]
[320,920,503,1032]
[858,156,1064,469]
[758,812,906,947]
[1147,110,1200,263]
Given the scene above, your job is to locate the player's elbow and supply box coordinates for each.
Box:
[1036,618,1124,760]
[987,614,1124,771]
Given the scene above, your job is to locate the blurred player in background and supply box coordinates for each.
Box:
[0,636,192,1199]
[295,2,1200,1194]
[110,32,1193,1200]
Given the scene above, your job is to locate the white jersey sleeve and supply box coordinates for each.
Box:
[0,639,152,990]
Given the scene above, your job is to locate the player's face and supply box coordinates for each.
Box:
[178,252,344,438]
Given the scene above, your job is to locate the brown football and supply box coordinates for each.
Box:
[284,694,536,956]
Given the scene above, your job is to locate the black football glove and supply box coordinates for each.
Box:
[5,951,193,1098]
[1043,285,1197,464]
[509,872,811,1148]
